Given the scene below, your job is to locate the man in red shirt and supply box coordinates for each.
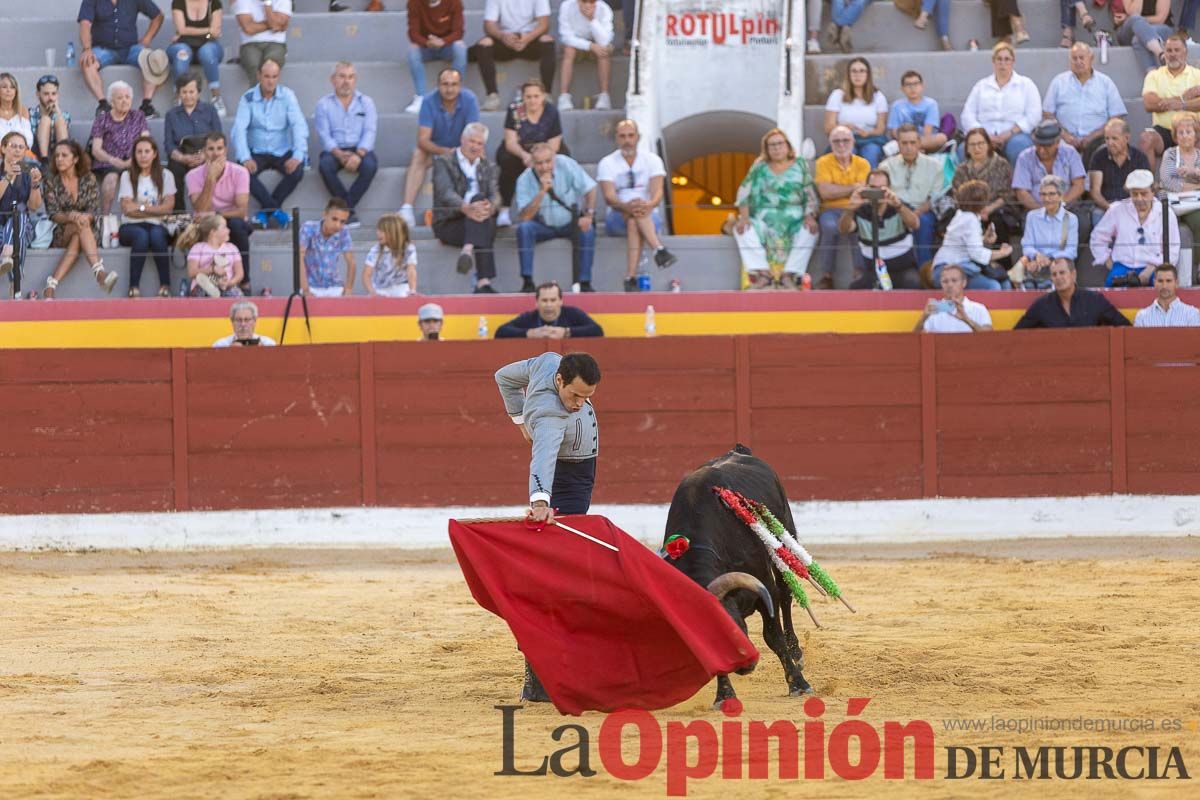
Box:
[404,0,467,113]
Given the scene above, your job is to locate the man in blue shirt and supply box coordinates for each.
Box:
[77,0,164,117]
[1042,43,1127,168]
[887,71,946,154]
[1012,120,1087,213]
[513,144,598,293]
[230,59,310,229]
[315,61,378,228]
[399,68,479,227]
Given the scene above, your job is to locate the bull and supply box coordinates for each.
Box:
[663,444,813,707]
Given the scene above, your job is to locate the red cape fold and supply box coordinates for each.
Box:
[448,515,760,715]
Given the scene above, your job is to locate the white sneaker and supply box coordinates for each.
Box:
[212,95,227,118]
[481,92,502,112]
[404,95,423,114]
[593,92,611,110]
[497,207,512,227]
[557,93,575,111]
[398,204,416,227]
[807,37,821,54]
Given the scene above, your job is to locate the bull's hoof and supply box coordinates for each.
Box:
[521,661,551,703]
[789,684,815,697]
[713,697,741,712]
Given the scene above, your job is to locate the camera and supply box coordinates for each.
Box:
[425,332,440,341]
[862,188,885,202]
[236,337,261,346]
[934,299,957,314]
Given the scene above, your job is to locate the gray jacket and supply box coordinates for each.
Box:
[495,352,599,505]
[431,148,500,227]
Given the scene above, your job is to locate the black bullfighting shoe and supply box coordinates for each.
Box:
[521,660,551,703]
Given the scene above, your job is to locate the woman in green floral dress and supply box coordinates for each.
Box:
[734,128,819,289]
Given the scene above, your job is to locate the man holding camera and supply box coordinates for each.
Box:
[1090,169,1180,288]
[837,169,923,290]
[914,264,993,333]
[213,300,277,346]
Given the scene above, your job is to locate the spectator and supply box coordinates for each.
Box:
[496,281,603,338]
[823,0,874,53]
[824,57,888,168]
[596,119,677,292]
[1013,174,1079,290]
[1159,114,1200,264]
[164,75,222,212]
[557,0,614,111]
[1014,260,1130,328]
[41,139,116,297]
[887,71,946,153]
[0,132,44,278]
[417,301,444,340]
[316,61,378,228]
[933,179,1013,290]
[914,264,994,333]
[89,81,151,215]
[300,197,356,297]
[733,128,818,290]
[953,128,1019,265]
[1112,1,1172,75]
[77,0,165,117]
[838,169,923,289]
[961,42,1041,164]
[987,0,1029,45]
[881,123,942,266]
[405,0,467,114]
[118,135,176,297]
[814,124,870,290]
[233,0,291,83]
[230,59,308,230]
[1088,118,1150,227]
[805,0,823,54]
[431,122,500,293]
[1134,264,1200,326]
[913,0,953,52]
[514,144,597,293]
[497,79,568,226]
[474,0,557,112]
[0,74,33,147]
[214,300,277,346]
[363,213,418,297]
[399,68,479,228]
[1042,43,1126,167]
[1012,120,1086,213]
[1091,169,1180,288]
[187,131,254,283]
[166,0,227,117]
[1059,1,1097,47]
[29,75,71,165]
[178,213,244,296]
[1139,33,1200,174]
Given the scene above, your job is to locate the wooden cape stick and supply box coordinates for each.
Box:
[455,516,618,553]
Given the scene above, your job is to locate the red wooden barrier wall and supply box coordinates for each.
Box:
[1,331,1198,514]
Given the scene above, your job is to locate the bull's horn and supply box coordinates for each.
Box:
[706,572,775,617]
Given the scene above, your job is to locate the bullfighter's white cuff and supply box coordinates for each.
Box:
[530,491,552,506]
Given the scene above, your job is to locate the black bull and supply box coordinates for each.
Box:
[662,445,812,706]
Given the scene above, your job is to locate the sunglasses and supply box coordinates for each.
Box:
[1137,226,1146,246]
[37,74,59,88]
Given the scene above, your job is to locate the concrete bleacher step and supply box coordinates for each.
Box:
[15,234,730,299]
[65,109,625,170]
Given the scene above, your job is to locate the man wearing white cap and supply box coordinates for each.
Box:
[417,302,444,340]
[1091,168,1180,287]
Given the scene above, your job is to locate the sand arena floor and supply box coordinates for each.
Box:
[1,537,1199,799]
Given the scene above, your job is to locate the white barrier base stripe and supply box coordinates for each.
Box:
[1,495,1197,551]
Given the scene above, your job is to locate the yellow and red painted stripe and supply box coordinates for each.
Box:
[0,289,1189,348]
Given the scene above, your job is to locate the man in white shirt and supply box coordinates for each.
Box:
[213,300,278,347]
[959,42,1042,163]
[556,0,614,112]
[1134,265,1200,326]
[473,0,556,112]
[914,264,993,333]
[596,119,678,291]
[234,0,292,83]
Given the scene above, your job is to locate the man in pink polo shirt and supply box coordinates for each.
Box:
[187,131,254,290]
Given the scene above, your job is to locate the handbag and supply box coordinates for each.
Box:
[1168,191,1200,215]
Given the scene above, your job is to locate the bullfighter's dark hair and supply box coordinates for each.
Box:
[558,353,601,386]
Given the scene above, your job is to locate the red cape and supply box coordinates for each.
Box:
[449,515,760,715]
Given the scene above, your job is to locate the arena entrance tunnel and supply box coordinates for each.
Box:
[660,111,777,235]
